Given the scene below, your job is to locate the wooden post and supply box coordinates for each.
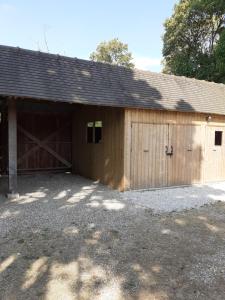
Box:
[71,110,76,174]
[7,99,19,198]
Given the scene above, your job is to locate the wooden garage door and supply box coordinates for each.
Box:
[204,126,225,182]
[130,123,203,189]
[168,124,203,186]
[130,123,168,189]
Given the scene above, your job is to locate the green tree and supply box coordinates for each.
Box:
[90,38,134,68]
[215,30,225,82]
[163,0,225,82]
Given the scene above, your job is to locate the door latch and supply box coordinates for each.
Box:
[165,146,173,156]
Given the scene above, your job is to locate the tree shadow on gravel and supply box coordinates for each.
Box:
[1,174,225,299]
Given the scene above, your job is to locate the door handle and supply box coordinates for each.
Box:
[165,146,173,156]
[143,149,149,152]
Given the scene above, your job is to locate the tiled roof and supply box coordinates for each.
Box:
[0,44,225,115]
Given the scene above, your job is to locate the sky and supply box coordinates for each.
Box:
[0,0,177,72]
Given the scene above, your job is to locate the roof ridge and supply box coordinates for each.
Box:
[0,44,128,70]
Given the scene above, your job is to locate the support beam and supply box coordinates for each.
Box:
[7,99,19,198]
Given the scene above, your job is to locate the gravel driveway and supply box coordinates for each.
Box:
[1,174,225,300]
[123,182,225,213]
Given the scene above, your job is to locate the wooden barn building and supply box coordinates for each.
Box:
[0,45,225,196]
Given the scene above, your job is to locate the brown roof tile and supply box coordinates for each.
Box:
[0,45,225,115]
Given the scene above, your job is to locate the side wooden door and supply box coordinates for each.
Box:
[168,124,203,186]
[204,126,225,182]
[130,123,168,189]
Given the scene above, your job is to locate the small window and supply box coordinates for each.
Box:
[87,122,94,143]
[86,121,103,144]
[94,121,102,143]
[215,131,223,146]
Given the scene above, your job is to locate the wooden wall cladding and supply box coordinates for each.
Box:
[124,109,225,190]
[72,105,125,191]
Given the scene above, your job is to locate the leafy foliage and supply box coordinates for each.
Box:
[163,0,225,82]
[215,30,225,82]
[90,38,134,68]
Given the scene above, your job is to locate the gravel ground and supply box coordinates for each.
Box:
[123,182,225,213]
[1,174,225,300]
